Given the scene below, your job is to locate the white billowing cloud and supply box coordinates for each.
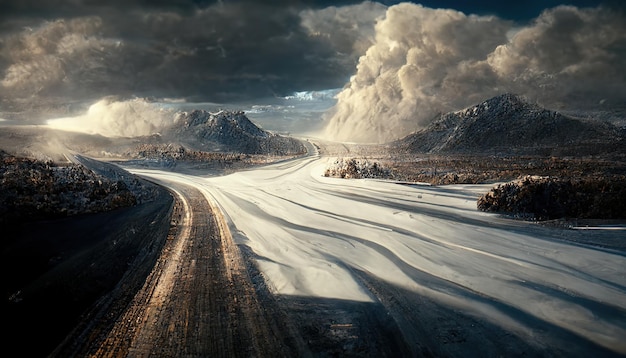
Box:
[324,4,626,143]
[487,5,626,107]
[47,98,174,137]
[300,1,387,57]
[323,3,509,143]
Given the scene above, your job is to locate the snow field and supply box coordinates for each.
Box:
[130,155,626,354]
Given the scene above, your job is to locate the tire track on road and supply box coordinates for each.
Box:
[89,182,290,357]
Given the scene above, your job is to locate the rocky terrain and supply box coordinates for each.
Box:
[0,108,308,177]
[0,109,308,224]
[394,93,626,156]
[109,110,308,173]
[169,109,307,155]
[0,150,140,224]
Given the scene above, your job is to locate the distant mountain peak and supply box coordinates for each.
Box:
[175,109,267,137]
[168,109,305,155]
[396,93,624,156]
[481,92,528,107]
[452,93,539,119]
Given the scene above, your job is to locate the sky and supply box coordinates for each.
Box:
[1,1,625,141]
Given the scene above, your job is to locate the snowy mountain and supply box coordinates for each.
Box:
[396,93,625,156]
[169,109,306,155]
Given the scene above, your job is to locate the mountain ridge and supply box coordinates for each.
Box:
[168,109,305,155]
[395,93,625,156]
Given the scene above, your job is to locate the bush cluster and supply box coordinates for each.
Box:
[0,152,137,224]
[324,158,392,179]
[130,144,248,164]
[325,154,626,186]
[477,175,626,220]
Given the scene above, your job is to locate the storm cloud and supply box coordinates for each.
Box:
[324,3,626,143]
[2,0,624,141]
[0,0,382,117]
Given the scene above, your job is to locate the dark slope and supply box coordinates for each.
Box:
[2,159,173,357]
[396,93,625,156]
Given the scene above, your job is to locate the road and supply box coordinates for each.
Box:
[80,181,292,357]
[127,140,626,357]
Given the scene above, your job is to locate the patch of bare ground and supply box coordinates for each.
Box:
[117,142,308,176]
[387,154,626,185]
[323,148,626,185]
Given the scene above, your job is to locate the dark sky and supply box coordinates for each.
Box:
[0,0,623,111]
[409,0,623,20]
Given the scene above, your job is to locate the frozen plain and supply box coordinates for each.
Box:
[130,142,626,356]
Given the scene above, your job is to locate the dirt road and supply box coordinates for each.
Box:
[54,182,290,357]
[46,170,414,357]
[48,141,626,357]
[124,143,626,358]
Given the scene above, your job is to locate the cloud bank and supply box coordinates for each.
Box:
[47,98,174,137]
[0,0,384,116]
[324,3,626,143]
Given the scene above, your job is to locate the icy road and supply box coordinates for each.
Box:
[130,143,626,356]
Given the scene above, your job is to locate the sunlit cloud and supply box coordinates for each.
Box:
[324,4,626,143]
[300,1,386,59]
[0,1,374,114]
[1,0,624,141]
[47,98,174,137]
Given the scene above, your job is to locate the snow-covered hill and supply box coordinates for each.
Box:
[169,110,306,155]
[396,93,625,155]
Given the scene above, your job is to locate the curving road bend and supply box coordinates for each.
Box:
[86,180,290,357]
[128,141,626,357]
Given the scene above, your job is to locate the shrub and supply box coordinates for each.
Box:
[324,158,392,179]
[0,152,137,224]
[477,175,626,220]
